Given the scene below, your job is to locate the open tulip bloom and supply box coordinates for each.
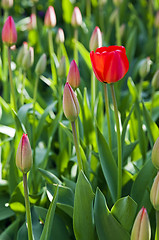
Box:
[90,45,129,83]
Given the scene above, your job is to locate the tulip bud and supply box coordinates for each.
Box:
[44,6,56,28]
[16,42,28,66]
[27,13,37,30]
[139,57,152,79]
[99,0,107,6]
[56,28,65,44]
[2,16,17,46]
[57,56,66,78]
[155,11,159,28]
[35,53,47,76]
[113,0,123,7]
[152,70,159,90]
[71,7,82,27]
[131,207,151,240]
[2,0,13,9]
[63,82,80,122]
[22,47,34,70]
[67,60,80,89]
[152,137,159,169]
[109,9,118,24]
[16,134,33,174]
[150,172,159,210]
[89,26,102,52]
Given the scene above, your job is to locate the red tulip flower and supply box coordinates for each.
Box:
[2,16,17,46]
[90,45,129,84]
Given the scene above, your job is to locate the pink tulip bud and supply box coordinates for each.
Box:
[2,16,17,46]
[2,0,13,9]
[152,137,159,169]
[67,60,80,89]
[89,26,102,52]
[150,172,159,211]
[17,42,28,66]
[16,134,33,174]
[27,13,37,30]
[131,207,151,240]
[63,82,80,122]
[71,7,82,27]
[56,28,65,43]
[44,6,56,28]
[22,46,34,70]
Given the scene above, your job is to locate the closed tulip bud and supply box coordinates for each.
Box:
[22,47,34,70]
[71,7,82,27]
[63,82,80,122]
[67,60,80,89]
[152,70,159,90]
[139,57,152,79]
[16,42,28,66]
[56,28,65,44]
[35,53,47,76]
[113,0,123,7]
[16,134,33,174]
[89,26,102,52]
[57,56,66,78]
[131,207,151,240]
[155,11,159,28]
[150,172,159,210]
[152,137,159,169]
[2,0,13,9]
[2,16,17,46]
[44,6,56,28]
[27,13,37,30]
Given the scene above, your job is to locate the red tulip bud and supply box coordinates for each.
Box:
[67,60,80,89]
[89,26,102,52]
[2,16,17,46]
[71,7,82,27]
[63,82,80,122]
[131,207,151,240]
[44,6,56,28]
[16,134,33,174]
[56,28,65,43]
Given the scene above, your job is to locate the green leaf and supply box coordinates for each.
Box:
[94,188,130,240]
[0,193,15,221]
[96,126,117,202]
[73,171,96,240]
[123,141,138,164]
[38,168,62,185]
[0,218,20,240]
[126,27,137,62]
[62,0,73,23]
[74,41,92,69]
[111,196,137,232]
[40,185,59,240]
[127,77,138,102]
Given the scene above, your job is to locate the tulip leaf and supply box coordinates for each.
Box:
[94,188,130,240]
[111,196,137,232]
[38,168,62,185]
[96,126,117,202]
[0,218,20,240]
[40,185,59,240]
[73,171,96,240]
[74,40,92,69]
[126,27,137,62]
[62,0,73,23]
[123,141,138,164]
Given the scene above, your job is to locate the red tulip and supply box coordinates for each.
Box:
[67,60,80,89]
[2,16,17,46]
[90,45,129,84]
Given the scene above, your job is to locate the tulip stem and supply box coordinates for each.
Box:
[91,72,96,113]
[115,8,121,46]
[74,28,78,65]
[156,211,159,240]
[8,47,17,112]
[110,84,122,199]
[23,173,33,240]
[48,29,57,87]
[21,70,26,106]
[104,83,112,150]
[71,121,83,172]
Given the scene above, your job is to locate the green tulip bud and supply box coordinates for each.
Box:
[139,57,152,79]
[152,137,159,169]
[152,70,159,90]
[150,172,159,211]
[35,53,47,76]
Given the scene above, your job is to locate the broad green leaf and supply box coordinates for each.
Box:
[111,196,137,232]
[94,188,130,240]
[9,181,25,213]
[126,27,137,62]
[18,103,32,127]
[127,77,138,102]
[73,171,96,240]
[62,0,73,23]
[40,185,59,240]
[142,101,159,147]
[96,126,117,202]
[131,157,157,211]
[38,168,62,185]
[0,218,20,240]
[95,91,104,133]
[123,141,138,164]
[0,193,15,221]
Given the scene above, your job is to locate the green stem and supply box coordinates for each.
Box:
[48,29,57,86]
[104,83,112,150]
[156,211,159,240]
[74,28,78,65]
[115,8,121,45]
[86,0,91,19]
[71,121,83,172]
[91,72,96,113]
[23,173,33,240]
[21,70,26,106]
[139,77,144,100]
[110,84,122,199]
[8,47,17,112]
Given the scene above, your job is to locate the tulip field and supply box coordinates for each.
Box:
[1,0,159,239]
